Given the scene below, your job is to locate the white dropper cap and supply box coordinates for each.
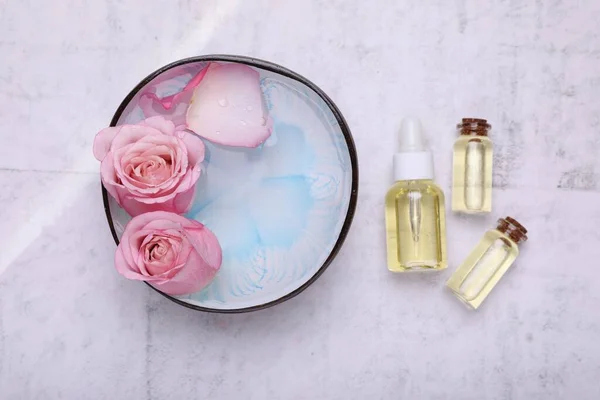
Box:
[393,117,434,181]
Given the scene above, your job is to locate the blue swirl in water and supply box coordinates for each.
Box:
[184,121,318,303]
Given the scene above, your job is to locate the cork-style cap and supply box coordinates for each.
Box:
[497,217,528,244]
[457,118,491,136]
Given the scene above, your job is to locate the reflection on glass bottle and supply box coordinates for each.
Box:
[452,118,493,213]
[385,118,447,272]
[446,217,528,309]
[408,190,422,242]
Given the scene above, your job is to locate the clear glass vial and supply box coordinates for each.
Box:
[452,118,493,213]
[446,217,528,309]
[385,118,447,272]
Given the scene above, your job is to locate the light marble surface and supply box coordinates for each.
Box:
[1,0,600,398]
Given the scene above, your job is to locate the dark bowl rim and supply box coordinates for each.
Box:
[102,54,359,313]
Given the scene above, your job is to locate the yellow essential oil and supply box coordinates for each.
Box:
[446,217,528,309]
[385,118,447,272]
[385,180,447,271]
[452,118,493,213]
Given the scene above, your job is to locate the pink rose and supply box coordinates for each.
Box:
[93,116,205,216]
[115,211,222,295]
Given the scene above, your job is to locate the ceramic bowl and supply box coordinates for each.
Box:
[102,55,358,312]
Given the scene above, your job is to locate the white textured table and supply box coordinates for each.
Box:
[2,1,600,399]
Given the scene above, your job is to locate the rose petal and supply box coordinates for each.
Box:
[93,126,121,161]
[146,262,186,281]
[176,129,205,166]
[100,153,123,202]
[171,184,196,214]
[126,168,199,205]
[141,219,183,232]
[139,97,189,127]
[150,249,218,295]
[124,212,160,231]
[183,223,223,271]
[117,190,157,216]
[110,124,162,153]
[115,246,147,280]
[116,221,151,276]
[141,66,210,110]
[139,116,176,135]
[145,247,178,276]
[114,179,198,216]
[139,66,210,124]
[117,184,196,215]
[186,63,273,148]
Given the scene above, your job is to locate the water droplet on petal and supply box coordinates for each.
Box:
[218,98,228,107]
[240,120,247,126]
[246,105,253,111]
[216,131,221,135]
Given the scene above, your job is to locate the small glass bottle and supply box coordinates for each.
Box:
[452,118,493,213]
[446,217,527,309]
[385,118,447,272]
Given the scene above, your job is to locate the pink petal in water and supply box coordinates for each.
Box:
[138,65,210,126]
[186,63,273,148]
